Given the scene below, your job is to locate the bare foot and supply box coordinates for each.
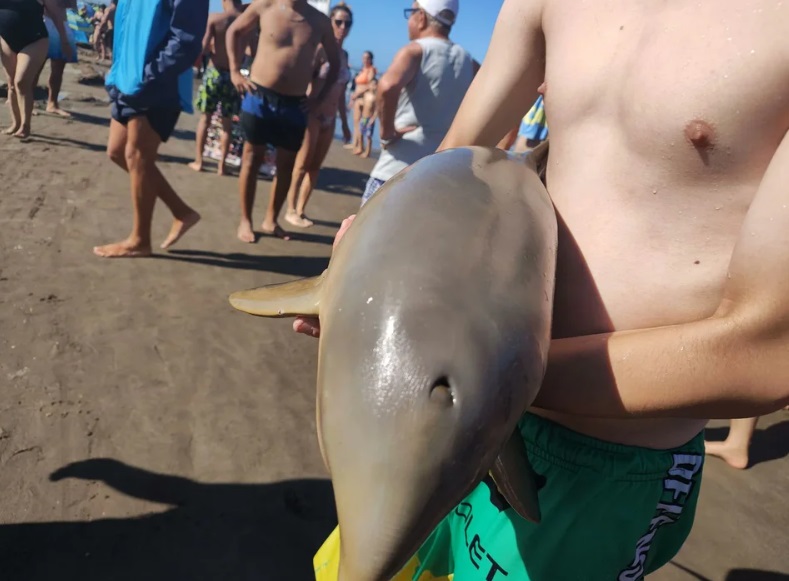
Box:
[361,151,370,158]
[261,222,292,240]
[12,127,30,139]
[2,125,20,136]
[160,211,201,249]
[217,164,227,177]
[93,239,152,258]
[352,149,362,156]
[188,161,203,172]
[237,221,256,243]
[704,440,749,470]
[46,105,72,118]
[285,211,313,228]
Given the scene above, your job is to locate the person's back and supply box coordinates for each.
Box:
[399,37,473,141]
[207,7,241,71]
[369,17,474,185]
[247,0,328,97]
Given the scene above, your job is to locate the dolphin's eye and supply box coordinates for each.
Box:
[430,377,454,406]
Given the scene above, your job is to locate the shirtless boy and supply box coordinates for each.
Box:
[354,77,377,158]
[189,0,246,176]
[295,0,789,577]
[227,0,341,243]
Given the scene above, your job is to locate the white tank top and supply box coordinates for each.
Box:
[371,37,474,182]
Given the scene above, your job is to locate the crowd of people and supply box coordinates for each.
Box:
[2,0,788,578]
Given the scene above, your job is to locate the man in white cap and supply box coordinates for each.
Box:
[359,0,479,206]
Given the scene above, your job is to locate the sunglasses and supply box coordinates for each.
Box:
[403,8,423,19]
[333,18,352,28]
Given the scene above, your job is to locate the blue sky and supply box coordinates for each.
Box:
[207,0,505,71]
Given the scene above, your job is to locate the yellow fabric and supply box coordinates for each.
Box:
[313,526,453,581]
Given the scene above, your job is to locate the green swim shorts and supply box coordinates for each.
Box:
[408,413,705,581]
[195,66,241,119]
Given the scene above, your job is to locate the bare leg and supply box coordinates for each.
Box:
[47,59,71,117]
[361,133,372,158]
[352,126,362,155]
[294,124,334,223]
[217,116,233,176]
[105,117,201,245]
[705,417,760,470]
[513,135,530,154]
[261,147,298,240]
[95,117,200,257]
[13,38,49,138]
[189,113,210,172]
[237,141,267,243]
[350,98,362,151]
[285,116,318,226]
[0,39,20,134]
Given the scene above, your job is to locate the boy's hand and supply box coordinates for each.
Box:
[381,125,418,149]
[231,71,255,95]
[293,215,357,338]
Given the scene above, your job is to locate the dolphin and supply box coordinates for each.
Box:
[229,144,557,581]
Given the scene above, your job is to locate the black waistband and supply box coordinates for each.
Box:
[249,81,307,106]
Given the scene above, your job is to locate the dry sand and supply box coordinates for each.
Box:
[0,59,786,581]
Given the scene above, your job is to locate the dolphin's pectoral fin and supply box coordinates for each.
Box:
[526,139,550,184]
[490,429,542,524]
[229,271,326,317]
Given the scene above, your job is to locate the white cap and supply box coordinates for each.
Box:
[417,0,459,27]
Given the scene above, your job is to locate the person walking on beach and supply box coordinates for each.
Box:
[93,0,208,258]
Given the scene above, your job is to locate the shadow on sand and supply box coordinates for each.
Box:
[27,135,106,154]
[704,420,789,469]
[0,459,336,581]
[670,561,789,580]
[157,250,330,276]
[67,110,111,128]
[316,166,369,198]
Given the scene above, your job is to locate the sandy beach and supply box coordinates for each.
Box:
[0,58,786,581]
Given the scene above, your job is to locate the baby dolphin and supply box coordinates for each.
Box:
[229,144,557,581]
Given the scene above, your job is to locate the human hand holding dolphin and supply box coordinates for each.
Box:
[292,214,356,339]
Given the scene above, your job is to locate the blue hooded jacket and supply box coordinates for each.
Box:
[105,0,209,114]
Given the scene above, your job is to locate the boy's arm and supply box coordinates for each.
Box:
[377,43,422,141]
[227,1,262,92]
[201,15,216,57]
[438,0,546,150]
[534,128,789,419]
[337,75,351,142]
[42,0,69,37]
[309,20,341,108]
[140,0,210,89]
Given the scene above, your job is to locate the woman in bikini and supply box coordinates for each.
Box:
[349,50,376,154]
[284,2,353,229]
[0,0,71,138]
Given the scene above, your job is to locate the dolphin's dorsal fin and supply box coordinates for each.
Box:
[229,271,326,317]
[490,430,542,523]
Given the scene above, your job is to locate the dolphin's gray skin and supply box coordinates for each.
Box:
[229,145,557,581]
